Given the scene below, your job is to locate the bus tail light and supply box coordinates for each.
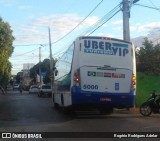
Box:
[131,74,136,89]
[73,69,80,86]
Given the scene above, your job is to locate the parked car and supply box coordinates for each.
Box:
[38,85,52,97]
[13,84,19,90]
[29,85,39,94]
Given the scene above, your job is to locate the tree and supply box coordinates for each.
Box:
[136,38,160,74]
[15,72,23,84]
[0,17,14,85]
[30,58,57,84]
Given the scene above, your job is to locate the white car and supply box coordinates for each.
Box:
[38,85,52,97]
[13,84,19,90]
[29,85,39,94]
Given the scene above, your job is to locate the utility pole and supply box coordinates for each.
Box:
[39,46,42,86]
[122,0,130,42]
[48,27,54,95]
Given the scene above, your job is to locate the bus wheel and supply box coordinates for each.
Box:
[98,107,113,115]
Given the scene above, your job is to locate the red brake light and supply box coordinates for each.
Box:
[73,70,80,86]
[75,78,79,82]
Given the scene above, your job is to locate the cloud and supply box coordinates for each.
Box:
[130,22,160,32]
[14,14,99,44]
[148,27,160,36]
[112,20,122,25]
[112,22,160,33]
[96,33,115,38]
[18,5,30,10]
[131,27,160,47]
[112,26,122,31]
[0,0,13,7]
[82,16,99,27]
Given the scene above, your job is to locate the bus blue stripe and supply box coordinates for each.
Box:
[71,86,135,107]
[112,43,128,48]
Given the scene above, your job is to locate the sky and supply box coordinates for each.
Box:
[0,0,160,75]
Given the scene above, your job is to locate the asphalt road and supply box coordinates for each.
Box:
[0,90,160,141]
[0,91,72,127]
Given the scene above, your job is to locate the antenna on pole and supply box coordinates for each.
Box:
[122,0,130,42]
[122,0,140,41]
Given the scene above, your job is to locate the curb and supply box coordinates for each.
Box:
[114,108,139,114]
[129,107,139,113]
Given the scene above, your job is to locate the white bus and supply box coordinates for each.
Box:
[53,36,136,114]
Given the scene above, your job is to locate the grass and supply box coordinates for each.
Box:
[136,72,160,107]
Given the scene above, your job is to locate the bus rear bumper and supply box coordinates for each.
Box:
[71,86,135,108]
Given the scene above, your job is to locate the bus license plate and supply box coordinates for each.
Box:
[100,97,111,102]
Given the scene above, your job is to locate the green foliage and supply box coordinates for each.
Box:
[15,72,23,83]
[30,58,57,84]
[0,17,14,85]
[136,38,160,74]
[30,64,39,78]
[136,72,160,107]
[134,38,160,106]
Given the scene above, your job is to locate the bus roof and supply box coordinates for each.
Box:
[78,36,132,45]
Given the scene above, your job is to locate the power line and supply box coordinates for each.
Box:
[148,0,157,8]
[51,0,104,44]
[11,1,104,62]
[53,3,122,61]
[134,3,160,11]
[53,51,66,58]
[12,2,121,62]
[134,1,160,44]
[88,8,121,36]
[82,4,120,35]
[13,0,103,47]
[13,43,47,47]
[12,0,103,57]
[11,48,39,58]
[82,4,121,36]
